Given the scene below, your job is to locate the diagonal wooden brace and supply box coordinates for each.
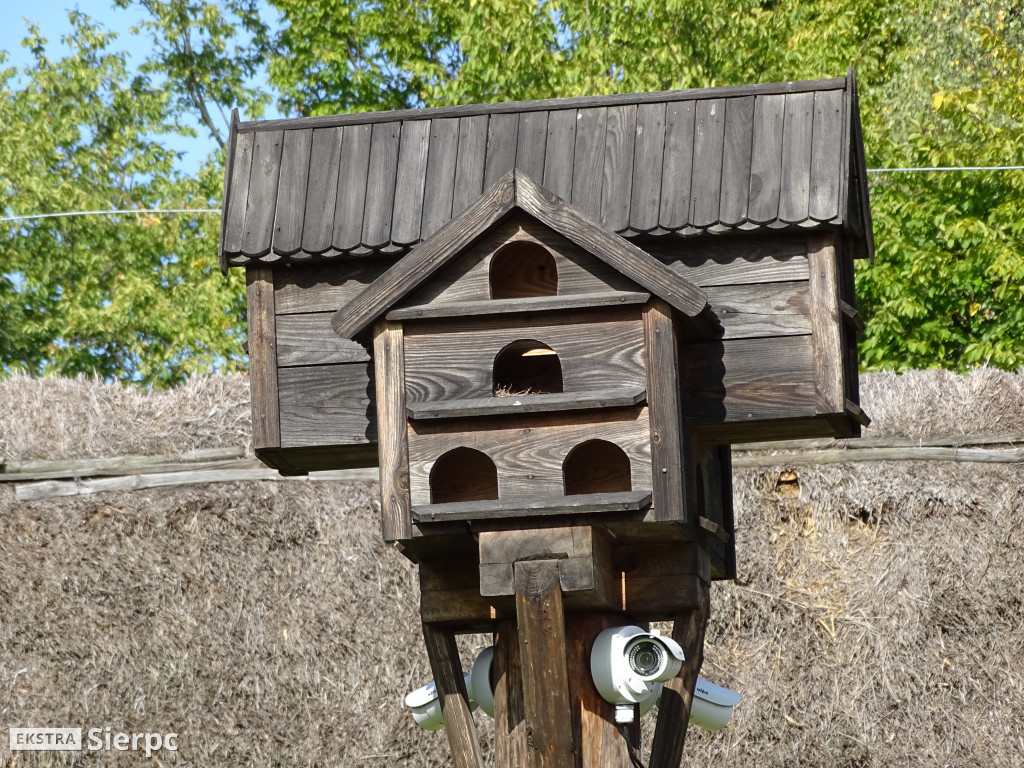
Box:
[421,621,485,768]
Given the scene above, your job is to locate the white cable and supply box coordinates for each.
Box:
[0,208,221,223]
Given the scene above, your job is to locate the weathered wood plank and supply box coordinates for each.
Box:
[247,267,280,449]
[514,560,575,768]
[406,386,646,421]
[778,91,815,224]
[242,130,285,258]
[645,299,687,523]
[275,313,370,366]
[485,112,521,187]
[2,446,246,481]
[277,363,377,447]
[571,107,608,220]
[807,231,844,413]
[390,290,650,322]
[452,115,488,216]
[271,129,311,257]
[732,444,1024,467]
[659,100,696,231]
[421,622,486,768]
[704,281,812,340]
[515,110,549,182]
[493,620,530,767]
[391,119,431,246]
[600,104,637,231]
[747,94,786,224]
[373,320,412,541]
[690,99,726,228]
[300,127,344,254]
[222,130,254,257]
[274,259,396,315]
[808,89,843,222]
[420,117,461,239]
[643,236,809,286]
[542,108,577,201]
[332,123,372,252]
[630,102,667,233]
[361,121,402,249]
[719,96,755,226]
[413,490,652,523]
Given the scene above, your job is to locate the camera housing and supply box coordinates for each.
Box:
[404,673,476,730]
[590,626,684,724]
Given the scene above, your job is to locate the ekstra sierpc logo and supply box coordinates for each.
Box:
[10,727,178,758]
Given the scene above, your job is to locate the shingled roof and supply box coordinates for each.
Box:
[219,71,873,270]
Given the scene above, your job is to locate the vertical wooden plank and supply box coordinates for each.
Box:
[600,104,637,232]
[807,231,844,413]
[391,119,432,246]
[746,94,785,225]
[778,91,815,224]
[808,89,844,221]
[542,108,577,201]
[333,123,372,252]
[361,121,402,249]
[515,560,575,768]
[644,299,687,523]
[659,100,696,231]
[485,112,521,188]
[242,130,284,258]
[719,96,755,227]
[571,107,608,221]
[301,127,344,254]
[272,129,312,257]
[373,319,411,541]
[493,619,530,767]
[422,622,486,768]
[420,117,461,239]
[222,131,254,256]
[649,581,711,768]
[452,115,488,216]
[516,110,549,183]
[630,102,667,233]
[689,99,726,229]
[246,267,280,449]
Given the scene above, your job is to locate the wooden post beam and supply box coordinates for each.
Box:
[421,622,485,768]
[493,618,530,766]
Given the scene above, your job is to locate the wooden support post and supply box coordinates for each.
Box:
[514,560,575,768]
[649,580,712,768]
[421,622,485,768]
[493,618,530,766]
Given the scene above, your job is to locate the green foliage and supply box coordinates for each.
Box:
[0,14,245,386]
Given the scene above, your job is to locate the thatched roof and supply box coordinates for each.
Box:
[1,368,1022,766]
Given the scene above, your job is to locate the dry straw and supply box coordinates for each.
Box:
[1,368,1023,767]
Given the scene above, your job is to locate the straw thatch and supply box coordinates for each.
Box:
[1,368,1022,767]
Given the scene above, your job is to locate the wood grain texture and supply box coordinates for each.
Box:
[644,298,687,524]
[778,91,814,224]
[690,99,726,228]
[649,581,710,768]
[413,490,652,523]
[630,102,667,233]
[362,121,402,248]
[373,320,411,541]
[571,107,608,219]
[246,267,280,449]
[514,560,575,768]
[390,290,649,322]
[493,619,530,767]
[222,131,254,256]
[274,259,396,315]
[332,123,372,252]
[719,96,755,226]
[402,308,646,403]
[391,119,431,246]
[272,129,313,257]
[807,231,844,413]
[420,117,460,239]
[301,127,344,254]
[704,281,812,340]
[407,408,652,505]
[406,386,646,421]
[659,100,696,231]
[453,115,488,216]
[421,622,486,768]
[275,313,370,366]
[644,236,809,287]
[809,89,843,222]
[485,112,520,187]
[542,109,577,201]
[277,362,376,447]
[600,104,637,231]
[243,130,285,258]
[515,110,549,182]
[747,94,786,224]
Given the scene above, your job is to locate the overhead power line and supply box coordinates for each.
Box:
[867,165,1024,173]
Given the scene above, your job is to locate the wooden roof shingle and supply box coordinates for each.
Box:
[219,72,873,270]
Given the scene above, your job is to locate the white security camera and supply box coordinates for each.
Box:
[469,646,495,717]
[590,626,684,724]
[690,677,741,731]
[404,673,477,730]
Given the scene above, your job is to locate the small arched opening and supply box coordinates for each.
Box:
[563,440,632,496]
[493,340,563,396]
[430,447,499,504]
[489,242,558,299]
